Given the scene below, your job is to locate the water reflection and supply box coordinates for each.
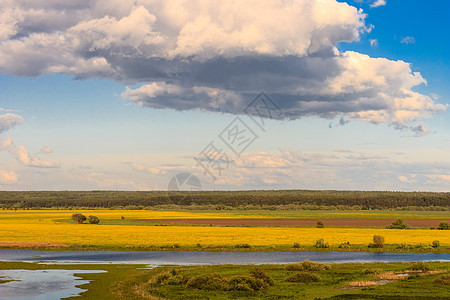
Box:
[0,269,106,300]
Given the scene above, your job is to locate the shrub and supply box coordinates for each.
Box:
[196,243,202,248]
[316,220,324,228]
[395,243,407,249]
[88,215,100,224]
[250,268,274,286]
[363,268,382,275]
[285,272,321,283]
[293,242,300,248]
[165,274,189,285]
[437,222,449,230]
[314,239,329,248]
[186,274,226,290]
[386,219,410,229]
[71,213,86,224]
[432,240,440,248]
[373,235,385,248]
[285,260,331,271]
[338,242,350,249]
[433,275,450,286]
[227,275,267,291]
[410,262,433,272]
[155,273,170,284]
[235,243,252,248]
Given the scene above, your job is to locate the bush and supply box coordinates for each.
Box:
[250,268,274,286]
[373,235,385,248]
[186,274,226,290]
[235,243,252,248]
[314,239,329,248]
[437,222,449,230]
[293,242,300,248]
[386,219,410,229]
[363,268,382,275]
[432,240,440,248]
[166,274,189,285]
[285,260,331,271]
[285,272,321,283]
[88,215,100,224]
[227,275,267,291]
[410,262,433,272]
[316,220,324,228]
[71,213,86,224]
[155,273,170,284]
[433,275,450,286]
[338,242,350,249]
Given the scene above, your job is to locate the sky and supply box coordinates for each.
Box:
[0,0,449,191]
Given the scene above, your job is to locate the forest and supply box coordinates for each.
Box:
[0,190,448,210]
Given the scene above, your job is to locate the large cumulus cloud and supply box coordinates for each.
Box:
[0,0,446,135]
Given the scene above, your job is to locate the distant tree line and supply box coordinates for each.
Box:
[0,190,448,210]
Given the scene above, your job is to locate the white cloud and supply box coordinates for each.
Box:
[0,170,18,184]
[0,0,445,135]
[0,136,61,168]
[128,162,167,175]
[369,39,378,47]
[370,0,387,8]
[40,146,53,154]
[0,113,24,133]
[398,175,409,182]
[400,36,415,45]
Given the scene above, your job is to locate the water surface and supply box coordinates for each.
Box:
[1,250,448,265]
[0,269,106,300]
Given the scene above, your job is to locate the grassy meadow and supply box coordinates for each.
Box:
[3,261,447,299]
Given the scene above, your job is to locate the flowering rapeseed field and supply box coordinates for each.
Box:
[0,210,448,247]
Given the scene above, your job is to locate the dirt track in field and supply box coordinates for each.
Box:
[129,218,449,227]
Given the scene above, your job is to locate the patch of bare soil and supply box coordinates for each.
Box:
[128,218,448,227]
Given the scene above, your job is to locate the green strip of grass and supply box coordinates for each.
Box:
[113,262,450,299]
[1,261,448,299]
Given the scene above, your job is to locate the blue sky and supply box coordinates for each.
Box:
[0,0,449,191]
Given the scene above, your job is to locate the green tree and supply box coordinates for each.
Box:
[437,222,449,230]
[386,219,410,229]
[373,235,385,248]
[88,215,100,224]
[316,220,324,228]
[72,213,86,224]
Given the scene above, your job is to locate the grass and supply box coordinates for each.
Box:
[113,261,450,299]
[0,210,448,252]
[0,261,449,299]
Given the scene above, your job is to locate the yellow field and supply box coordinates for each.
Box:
[0,210,448,247]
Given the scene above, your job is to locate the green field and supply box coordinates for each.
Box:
[2,261,448,299]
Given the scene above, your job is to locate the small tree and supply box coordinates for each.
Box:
[88,215,100,224]
[72,213,86,224]
[437,222,449,230]
[316,220,324,228]
[373,235,385,248]
[386,219,410,229]
[315,239,329,248]
[432,240,440,248]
